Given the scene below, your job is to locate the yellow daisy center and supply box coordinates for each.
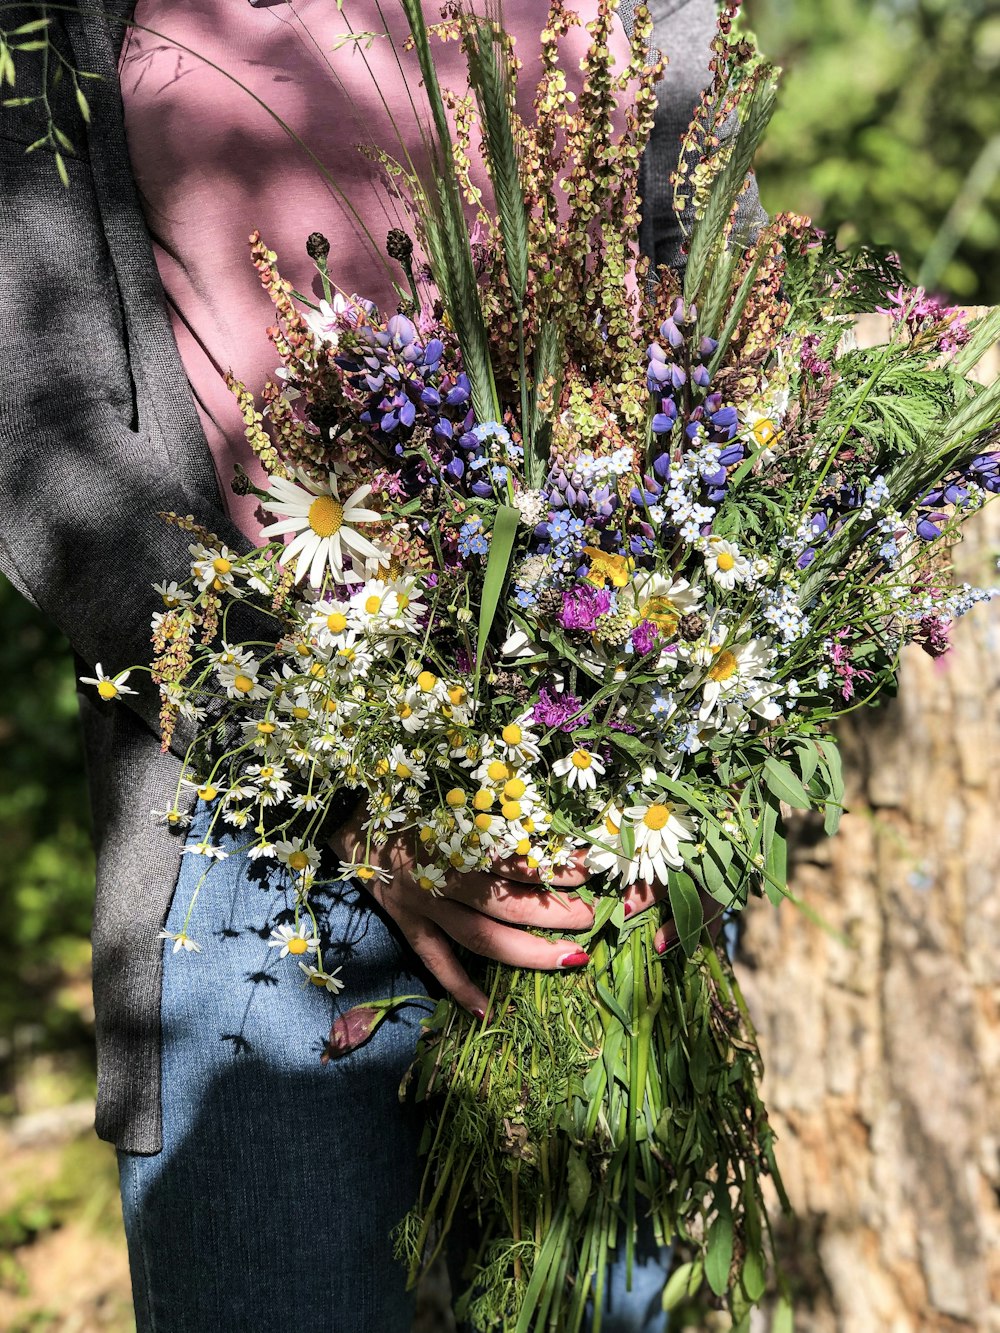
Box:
[365,595,382,615]
[604,813,619,837]
[473,790,494,811]
[571,750,593,769]
[417,875,436,892]
[259,766,274,780]
[257,721,276,734]
[197,784,217,802]
[308,973,327,987]
[395,762,412,778]
[487,760,510,783]
[502,800,522,821]
[289,851,309,871]
[708,649,739,682]
[233,673,254,694]
[716,552,736,572]
[445,788,466,808]
[397,593,410,610]
[503,778,526,800]
[474,813,494,832]
[448,686,466,706]
[286,936,309,955]
[97,680,119,700]
[397,703,413,719]
[212,556,232,575]
[308,495,344,538]
[516,838,532,856]
[501,724,522,746]
[417,671,438,692]
[292,706,310,720]
[642,804,672,831]
[327,611,348,633]
[418,826,435,844]
[354,865,377,881]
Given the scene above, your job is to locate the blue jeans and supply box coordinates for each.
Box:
[118,804,672,1331]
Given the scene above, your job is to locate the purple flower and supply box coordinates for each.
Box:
[532,687,589,733]
[323,1005,385,1060]
[558,584,612,632]
[630,621,659,655]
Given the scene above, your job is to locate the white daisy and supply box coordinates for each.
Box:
[273,839,322,876]
[180,841,229,861]
[703,538,753,590]
[189,543,240,594]
[623,571,703,636]
[267,921,320,958]
[618,798,697,886]
[152,580,193,608]
[336,860,392,886]
[259,468,388,587]
[79,663,137,701]
[151,807,192,830]
[216,659,270,702]
[414,864,448,896]
[298,961,345,993]
[682,637,776,722]
[552,747,607,792]
[159,929,201,954]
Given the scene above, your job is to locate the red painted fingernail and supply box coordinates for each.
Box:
[472,1007,487,1022]
[655,937,668,956]
[558,949,590,969]
[623,901,635,918]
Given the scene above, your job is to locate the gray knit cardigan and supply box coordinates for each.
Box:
[0,0,763,1153]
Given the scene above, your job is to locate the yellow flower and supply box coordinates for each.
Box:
[582,546,633,589]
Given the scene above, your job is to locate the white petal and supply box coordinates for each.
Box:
[284,528,318,562]
[260,515,309,537]
[340,529,384,560]
[294,540,316,584]
[309,537,329,588]
[344,483,372,507]
[342,507,381,524]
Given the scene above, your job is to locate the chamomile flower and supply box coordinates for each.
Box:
[703,538,753,590]
[552,747,606,792]
[618,798,697,886]
[414,864,448,896]
[79,663,138,701]
[152,580,193,608]
[159,929,201,954]
[273,840,322,876]
[217,659,270,702]
[260,469,388,587]
[268,921,320,958]
[336,860,392,886]
[682,637,776,722]
[189,543,240,594]
[151,807,192,830]
[494,720,542,765]
[180,841,229,861]
[298,961,345,994]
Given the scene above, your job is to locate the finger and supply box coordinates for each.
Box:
[622,878,665,919]
[491,848,590,888]
[442,871,594,930]
[399,913,490,1016]
[423,897,590,971]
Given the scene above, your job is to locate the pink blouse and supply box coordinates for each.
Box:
[119,0,631,541]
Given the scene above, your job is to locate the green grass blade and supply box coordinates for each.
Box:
[476,505,520,684]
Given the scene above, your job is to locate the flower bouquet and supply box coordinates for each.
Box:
[86,1,1000,1328]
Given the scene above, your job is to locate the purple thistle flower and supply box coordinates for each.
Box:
[630,621,659,655]
[558,584,612,632]
[532,687,589,732]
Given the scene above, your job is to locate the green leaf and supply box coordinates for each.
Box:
[953,306,1000,377]
[762,758,812,810]
[595,980,632,1034]
[741,1246,767,1302]
[566,1148,591,1218]
[661,1260,703,1311]
[475,505,519,669]
[667,870,704,957]
[619,815,636,861]
[794,740,819,787]
[705,1211,734,1296]
[764,817,787,906]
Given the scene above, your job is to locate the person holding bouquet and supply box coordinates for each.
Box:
[0,0,764,1329]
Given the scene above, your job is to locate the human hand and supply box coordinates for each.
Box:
[622,879,726,956]
[329,811,595,1016]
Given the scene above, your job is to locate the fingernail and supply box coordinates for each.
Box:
[558,949,590,969]
[623,901,635,918]
[471,1007,487,1022]
[655,936,668,956]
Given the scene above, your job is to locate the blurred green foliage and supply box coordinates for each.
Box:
[0,578,96,1109]
[747,0,1000,302]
